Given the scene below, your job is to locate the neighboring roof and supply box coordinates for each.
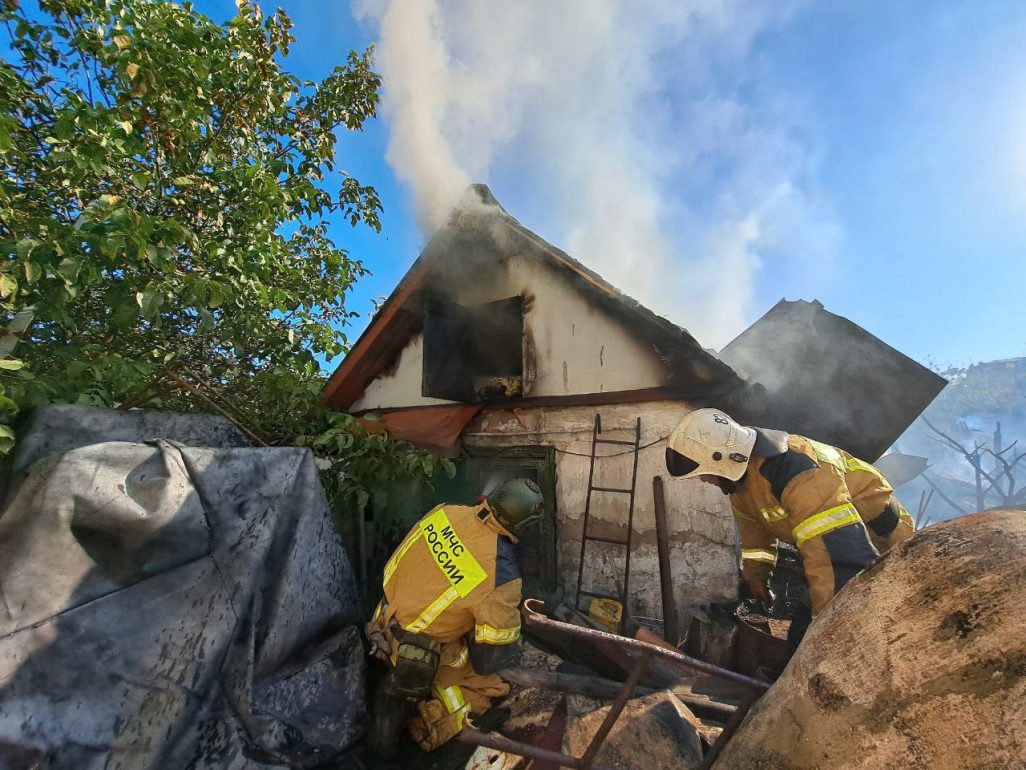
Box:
[719,299,948,462]
[324,185,747,412]
[873,452,930,489]
[973,357,1026,367]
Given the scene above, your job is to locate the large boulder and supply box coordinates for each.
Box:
[714,509,1026,769]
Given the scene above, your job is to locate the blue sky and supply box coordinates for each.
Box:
[199,2,1026,370]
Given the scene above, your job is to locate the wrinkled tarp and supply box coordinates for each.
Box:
[7,404,251,481]
[0,408,365,770]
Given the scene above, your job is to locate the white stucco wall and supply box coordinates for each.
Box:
[352,335,456,411]
[463,401,739,623]
[352,254,671,411]
[458,254,668,396]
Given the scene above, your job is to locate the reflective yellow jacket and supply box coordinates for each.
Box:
[731,432,913,615]
[377,502,522,648]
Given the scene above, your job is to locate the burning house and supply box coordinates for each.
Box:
[324,185,945,626]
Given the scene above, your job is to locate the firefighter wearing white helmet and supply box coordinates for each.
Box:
[666,408,914,645]
[665,409,758,481]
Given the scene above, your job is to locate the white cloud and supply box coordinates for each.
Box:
[355,0,840,348]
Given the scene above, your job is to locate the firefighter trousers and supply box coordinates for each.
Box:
[367,606,510,752]
[408,639,510,751]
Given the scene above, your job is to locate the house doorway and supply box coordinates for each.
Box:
[459,445,558,598]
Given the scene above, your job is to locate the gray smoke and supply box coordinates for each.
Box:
[355,0,839,348]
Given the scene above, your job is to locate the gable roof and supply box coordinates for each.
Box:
[324,185,748,411]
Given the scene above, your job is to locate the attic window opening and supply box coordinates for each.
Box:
[423,295,524,402]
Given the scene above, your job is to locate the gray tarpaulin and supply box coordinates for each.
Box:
[0,407,366,769]
[6,404,252,481]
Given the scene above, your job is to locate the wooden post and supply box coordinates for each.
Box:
[652,476,681,646]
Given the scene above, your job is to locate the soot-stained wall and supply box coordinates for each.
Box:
[351,254,671,412]
[463,401,739,619]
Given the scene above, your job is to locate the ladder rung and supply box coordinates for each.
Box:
[591,485,633,494]
[584,534,629,546]
[595,438,636,446]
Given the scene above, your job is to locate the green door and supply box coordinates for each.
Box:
[459,445,558,598]
[365,445,559,608]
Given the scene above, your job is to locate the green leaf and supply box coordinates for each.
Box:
[23,262,42,284]
[0,424,14,453]
[15,239,35,259]
[135,290,163,319]
[113,301,139,329]
[57,257,81,283]
[355,489,370,513]
[207,284,225,308]
[66,361,89,379]
[0,358,25,371]
[0,274,17,299]
[53,113,74,141]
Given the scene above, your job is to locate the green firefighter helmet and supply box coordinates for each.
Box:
[487,478,545,534]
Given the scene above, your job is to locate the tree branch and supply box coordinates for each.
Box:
[921,471,970,516]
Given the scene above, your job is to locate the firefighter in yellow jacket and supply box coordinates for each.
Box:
[365,478,544,753]
[665,409,913,643]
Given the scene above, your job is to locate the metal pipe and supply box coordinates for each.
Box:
[468,601,756,769]
[523,598,770,692]
[578,651,652,769]
[652,476,682,645]
[459,727,615,770]
[497,667,737,717]
[697,691,761,769]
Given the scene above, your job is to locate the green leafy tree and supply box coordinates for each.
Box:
[0,0,453,511]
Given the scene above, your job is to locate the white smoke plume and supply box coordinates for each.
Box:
[355,0,839,348]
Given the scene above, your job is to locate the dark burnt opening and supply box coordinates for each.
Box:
[423,295,524,402]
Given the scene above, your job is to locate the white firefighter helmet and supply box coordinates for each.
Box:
[665,408,757,481]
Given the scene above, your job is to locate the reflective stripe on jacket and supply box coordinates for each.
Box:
[380,503,522,646]
[731,434,910,614]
